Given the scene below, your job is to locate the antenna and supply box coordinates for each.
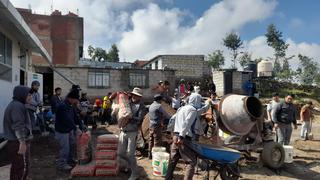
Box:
[77,8,79,15]
[51,0,53,12]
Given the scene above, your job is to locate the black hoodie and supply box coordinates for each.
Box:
[3,86,33,142]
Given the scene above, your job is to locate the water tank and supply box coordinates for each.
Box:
[244,62,257,77]
[257,60,273,77]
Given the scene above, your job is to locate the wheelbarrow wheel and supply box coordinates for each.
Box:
[261,142,285,169]
[220,164,240,180]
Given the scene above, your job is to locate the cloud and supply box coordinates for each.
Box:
[10,0,155,49]
[118,0,277,61]
[10,0,320,69]
[246,36,320,69]
[289,18,303,28]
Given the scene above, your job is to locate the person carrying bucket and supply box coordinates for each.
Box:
[165,94,200,180]
[148,94,171,159]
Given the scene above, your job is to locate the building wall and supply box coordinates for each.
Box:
[145,55,206,79]
[53,67,176,102]
[0,26,32,134]
[212,71,224,96]
[18,9,83,66]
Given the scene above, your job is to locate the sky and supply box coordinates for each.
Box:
[10,0,320,69]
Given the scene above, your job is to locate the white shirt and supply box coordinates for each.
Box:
[174,104,197,137]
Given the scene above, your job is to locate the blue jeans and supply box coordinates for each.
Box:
[277,123,292,145]
[55,131,76,168]
[300,121,311,138]
[118,131,138,177]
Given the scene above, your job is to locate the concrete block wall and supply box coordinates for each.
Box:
[54,67,176,102]
[212,71,224,97]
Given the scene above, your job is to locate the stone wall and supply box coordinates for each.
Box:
[54,66,176,102]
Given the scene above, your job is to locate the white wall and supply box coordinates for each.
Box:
[0,27,30,135]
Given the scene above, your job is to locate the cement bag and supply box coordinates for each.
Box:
[77,132,92,165]
[71,163,96,177]
[95,159,117,168]
[95,150,117,160]
[97,134,119,144]
[96,143,118,151]
[95,166,119,176]
[111,92,132,128]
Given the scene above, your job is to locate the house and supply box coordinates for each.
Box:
[0,0,52,135]
[212,69,253,96]
[53,65,176,102]
[142,55,211,81]
[133,60,149,68]
[17,8,84,103]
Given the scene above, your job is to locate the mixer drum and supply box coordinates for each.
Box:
[218,95,263,136]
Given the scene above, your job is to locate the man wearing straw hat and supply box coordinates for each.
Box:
[118,87,146,180]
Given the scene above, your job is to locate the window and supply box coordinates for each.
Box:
[0,32,12,82]
[129,73,147,88]
[88,70,110,88]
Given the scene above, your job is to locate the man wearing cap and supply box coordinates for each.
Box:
[118,87,146,180]
[26,81,42,132]
[148,94,171,159]
[55,89,82,171]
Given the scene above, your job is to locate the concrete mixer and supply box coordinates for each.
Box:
[218,94,285,169]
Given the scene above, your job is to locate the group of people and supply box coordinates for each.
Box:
[3,79,315,180]
[267,93,314,145]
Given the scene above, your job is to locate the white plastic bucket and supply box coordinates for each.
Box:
[152,152,170,177]
[152,147,166,155]
[283,145,294,163]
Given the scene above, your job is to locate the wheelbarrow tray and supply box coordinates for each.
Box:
[191,143,241,164]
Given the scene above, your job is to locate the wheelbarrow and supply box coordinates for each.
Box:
[190,142,242,180]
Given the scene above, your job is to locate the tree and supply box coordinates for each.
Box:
[208,50,225,70]
[239,52,252,69]
[87,45,108,61]
[315,73,320,87]
[265,24,292,80]
[223,32,243,69]
[107,44,120,62]
[298,54,319,85]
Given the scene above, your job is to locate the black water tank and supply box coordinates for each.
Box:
[245,62,257,77]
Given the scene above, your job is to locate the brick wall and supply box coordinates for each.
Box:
[17,8,83,66]
[54,67,176,102]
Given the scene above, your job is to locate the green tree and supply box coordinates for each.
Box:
[223,32,243,69]
[298,54,319,85]
[208,50,225,70]
[265,24,291,79]
[239,52,252,69]
[87,45,108,61]
[315,73,320,87]
[107,44,120,62]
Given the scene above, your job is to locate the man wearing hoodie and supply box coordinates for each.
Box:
[3,85,33,180]
[165,94,201,180]
[55,89,81,171]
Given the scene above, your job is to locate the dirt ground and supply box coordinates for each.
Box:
[1,120,320,180]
